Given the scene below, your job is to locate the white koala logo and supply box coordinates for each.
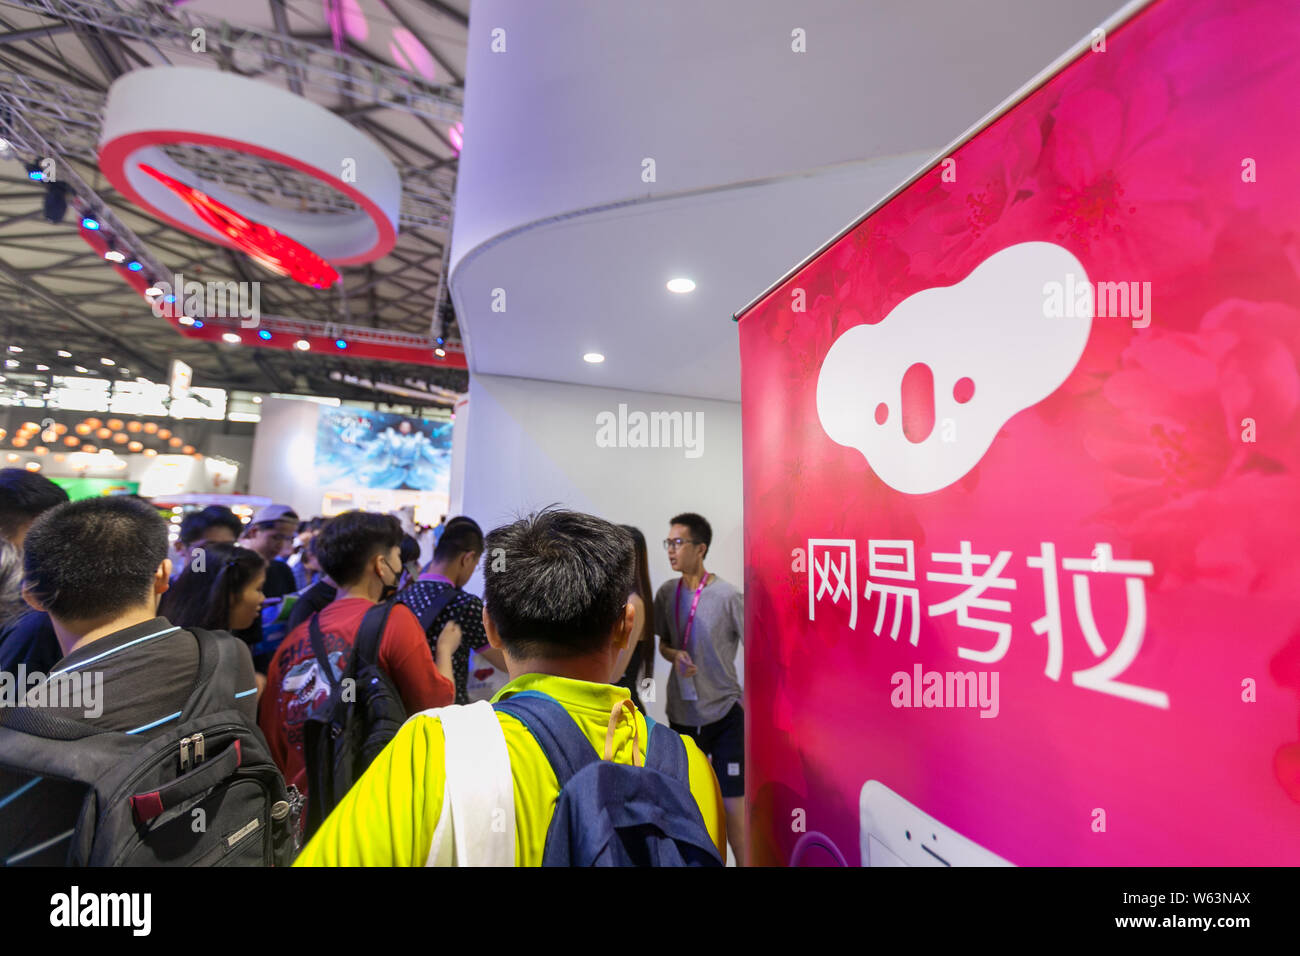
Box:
[816,242,1093,494]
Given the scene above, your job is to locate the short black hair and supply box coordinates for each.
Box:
[0,468,69,542]
[670,512,712,557]
[24,496,169,622]
[484,508,634,659]
[399,533,421,566]
[315,510,403,587]
[433,516,484,563]
[178,505,243,546]
[159,543,266,631]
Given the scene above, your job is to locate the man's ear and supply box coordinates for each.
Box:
[21,584,45,613]
[483,604,504,650]
[155,558,172,594]
[610,601,634,651]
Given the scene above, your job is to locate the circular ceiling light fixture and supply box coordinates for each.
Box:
[666,277,696,294]
[99,67,401,272]
[583,352,605,364]
[294,339,310,351]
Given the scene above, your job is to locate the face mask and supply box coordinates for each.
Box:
[378,557,400,602]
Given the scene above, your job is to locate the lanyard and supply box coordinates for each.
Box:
[676,573,709,655]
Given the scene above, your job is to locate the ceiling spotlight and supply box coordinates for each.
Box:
[434,347,446,358]
[294,339,310,351]
[4,360,18,369]
[192,320,204,329]
[145,286,163,297]
[583,352,605,364]
[74,365,88,373]
[258,330,272,340]
[252,396,263,403]
[7,346,20,353]
[100,357,115,366]
[127,261,143,272]
[81,216,100,231]
[335,339,348,350]
[104,250,126,263]
[666,277,696,294]
[177,315,195,326]
[35,364,48,371]
[25,162,44,182]
[222,332,241,344]
[57,349,71,358]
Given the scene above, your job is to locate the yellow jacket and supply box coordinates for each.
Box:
[295,673,727,866]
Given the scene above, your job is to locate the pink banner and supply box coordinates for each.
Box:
[737,0,1300,866]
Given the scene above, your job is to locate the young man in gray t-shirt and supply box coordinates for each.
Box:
[656,512,745,864]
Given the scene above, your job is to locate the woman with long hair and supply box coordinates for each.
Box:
[615,525,657,711]
[160,542,268,634]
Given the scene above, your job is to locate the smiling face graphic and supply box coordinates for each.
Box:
[816,242,1094,494]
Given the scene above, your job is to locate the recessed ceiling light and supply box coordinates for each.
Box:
[222,332,241,344]
[104,251,125,263]
[100,357,115,366]
[434,347,446,358]
[74,365,88,373]
[7,346,21,353]
[57,350,71,358]
[145,286,162,297]
[583,352,605,364]
[35,364,48,371]
[178,315,195,326]
[666,277,696,294]
[294,339,310,351]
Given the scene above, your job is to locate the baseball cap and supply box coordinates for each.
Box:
[250,504,299,527]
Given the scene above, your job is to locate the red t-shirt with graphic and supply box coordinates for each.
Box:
[259,597,453,792]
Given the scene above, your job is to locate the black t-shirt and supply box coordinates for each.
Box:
[262,559,298,599]
[0,609,61,675]
[286,579,338,633]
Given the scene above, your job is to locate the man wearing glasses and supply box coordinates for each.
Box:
[657,512,746,864]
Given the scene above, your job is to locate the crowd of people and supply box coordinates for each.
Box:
[0,466,745,867]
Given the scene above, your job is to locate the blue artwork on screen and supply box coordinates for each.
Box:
[314,406,452,491]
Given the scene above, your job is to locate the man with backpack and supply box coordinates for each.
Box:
[294,508,727,867]
[258,510,457,827]
[0,496,293,866]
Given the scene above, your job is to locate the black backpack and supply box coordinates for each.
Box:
[300,601,407,838]
[0,629,299,866]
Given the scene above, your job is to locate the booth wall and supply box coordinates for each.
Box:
[458,372,745,725]
[247,396,324,517]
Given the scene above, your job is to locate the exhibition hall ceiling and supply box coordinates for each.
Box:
[0,0,469,404]
[451,0,1129,403]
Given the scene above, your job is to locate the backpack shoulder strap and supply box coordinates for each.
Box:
[306,613,341,691]
[399,584,461,634]
[644,720,691,784]
[421,702,516,867]
[352,601,394,672]
[180,628,245,718]
[492,692,597,787]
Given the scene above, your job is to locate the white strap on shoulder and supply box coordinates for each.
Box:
[422,700,516,867]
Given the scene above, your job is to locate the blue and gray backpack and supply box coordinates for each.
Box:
[493,691,724,867]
